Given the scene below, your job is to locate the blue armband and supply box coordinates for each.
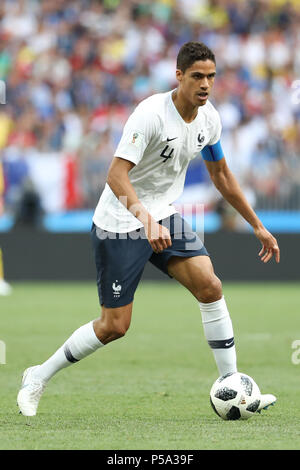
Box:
[201,140,224,162]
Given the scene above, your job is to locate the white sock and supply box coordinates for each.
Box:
[199,296,237,376]
[34,321,104,382]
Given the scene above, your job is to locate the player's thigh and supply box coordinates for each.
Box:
[91,223,152,309]
[167,255,222,302]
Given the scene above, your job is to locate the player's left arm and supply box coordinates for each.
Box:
[204,154,280,264]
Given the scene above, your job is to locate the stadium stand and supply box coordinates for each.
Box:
[0,0,300,232]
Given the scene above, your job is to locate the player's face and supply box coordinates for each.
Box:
[176,60,216,107]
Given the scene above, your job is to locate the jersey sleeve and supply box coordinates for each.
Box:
[114,104,159,165]
[201,108,224,162]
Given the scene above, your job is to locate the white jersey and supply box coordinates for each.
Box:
[93,90,222,233]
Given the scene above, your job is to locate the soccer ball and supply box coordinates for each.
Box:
[210,372,261,420]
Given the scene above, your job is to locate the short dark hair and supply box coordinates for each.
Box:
[176,42,216,73]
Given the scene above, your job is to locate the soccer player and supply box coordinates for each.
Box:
[18,42,279,416]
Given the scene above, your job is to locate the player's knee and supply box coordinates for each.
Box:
[94,315,130,344]
[198,275,222,303]
[109,319,129,340]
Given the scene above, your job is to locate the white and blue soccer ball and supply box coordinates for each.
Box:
[210,372,261,420]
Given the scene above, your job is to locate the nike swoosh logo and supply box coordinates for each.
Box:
[225,340,234,347]
[167,137,178,141]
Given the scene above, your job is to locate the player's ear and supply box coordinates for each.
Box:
[176,69,183,82]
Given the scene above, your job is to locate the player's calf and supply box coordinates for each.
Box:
[199,293,237,376]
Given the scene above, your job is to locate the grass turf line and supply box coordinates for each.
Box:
[0,281,299,450]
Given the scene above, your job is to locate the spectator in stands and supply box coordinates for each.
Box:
[0,0,299,218]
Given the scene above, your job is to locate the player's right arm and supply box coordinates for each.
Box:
[106,157,171,253]
[106,102,172,253]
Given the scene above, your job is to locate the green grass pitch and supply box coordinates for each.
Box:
[0,281,299,450]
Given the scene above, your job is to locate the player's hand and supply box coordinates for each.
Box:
[254,226,280,264]
[145,220,172,253]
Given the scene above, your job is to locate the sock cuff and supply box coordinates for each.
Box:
[65,320,103,361]
[88,320,103,348]
[198,296,231,324]
[198,295,226,312]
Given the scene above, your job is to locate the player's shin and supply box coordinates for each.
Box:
[33,321,104,382]
[199,296,237,376]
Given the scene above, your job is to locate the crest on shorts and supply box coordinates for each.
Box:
[112,280,122,298]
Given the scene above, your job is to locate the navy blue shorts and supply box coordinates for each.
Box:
[91,213,209,308]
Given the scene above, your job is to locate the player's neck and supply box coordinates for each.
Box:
[171,89,199,123]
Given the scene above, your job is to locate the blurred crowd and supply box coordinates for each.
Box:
[0,0,300,221]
